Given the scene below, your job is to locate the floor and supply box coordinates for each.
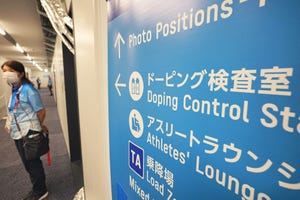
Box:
[0,88,82,200]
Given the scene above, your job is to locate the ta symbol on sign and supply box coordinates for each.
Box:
[129,109,144,138]
[129,141,144,178]
[129,71,144,101]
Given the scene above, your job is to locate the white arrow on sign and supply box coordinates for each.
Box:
[115,73,127,96]
[114,32,125,59]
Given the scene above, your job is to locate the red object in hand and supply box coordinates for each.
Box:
[47,151,51,166]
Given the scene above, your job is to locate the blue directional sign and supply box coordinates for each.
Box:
[108,1,300,200]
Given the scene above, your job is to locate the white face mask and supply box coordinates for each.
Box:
[2,71,20,85]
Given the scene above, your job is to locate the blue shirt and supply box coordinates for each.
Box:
[8,83,44,139]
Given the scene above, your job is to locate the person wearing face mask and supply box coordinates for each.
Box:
[1,60,48,200]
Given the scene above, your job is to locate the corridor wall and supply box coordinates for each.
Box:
[0,57,10,119]
[51,37,71,155]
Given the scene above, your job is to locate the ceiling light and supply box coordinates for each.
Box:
[26,55,33,61]
[15,43,25,53]
[35,63,43,71]
[0,24,6,35]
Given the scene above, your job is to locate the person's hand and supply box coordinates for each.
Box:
[4,125,10,133]
[41,125,49,134]
[5,116,11,133]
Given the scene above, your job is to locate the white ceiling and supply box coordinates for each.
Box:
[0,0,52,71]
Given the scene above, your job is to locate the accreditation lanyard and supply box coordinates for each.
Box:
[9,85,23,132]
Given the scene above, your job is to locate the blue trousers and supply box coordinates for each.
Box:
[15,139,47,194]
